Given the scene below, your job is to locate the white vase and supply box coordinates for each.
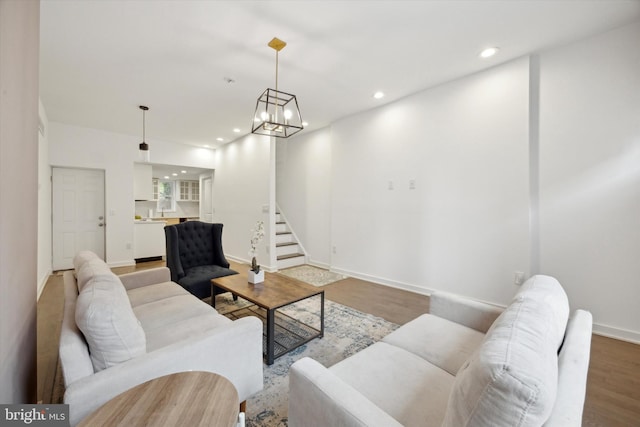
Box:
[248,270,264,284]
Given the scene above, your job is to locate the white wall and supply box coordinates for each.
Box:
[330,58,531,303]
[48,122,216,266]
[538,22,640,342]
[0,0,39,403]
[213,133,274,270]
[37,99,51,299]
[277,22,640,342]
[276,127,333,268]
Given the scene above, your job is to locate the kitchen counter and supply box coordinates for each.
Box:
[150,217,199,225]
[134,219,167,224]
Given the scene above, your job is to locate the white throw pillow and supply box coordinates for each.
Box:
[442,275,569,427]
[515,275,569,349]
[75,273,146,372]
[76,258,112,292]
[73,250,100,272]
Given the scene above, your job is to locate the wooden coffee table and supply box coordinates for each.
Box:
[211,271,324,365]
[78,371,239,427]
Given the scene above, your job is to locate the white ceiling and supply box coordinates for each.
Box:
[40,0,640,149]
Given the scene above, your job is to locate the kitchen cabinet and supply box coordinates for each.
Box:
[190,180,199,201]
[134,164,153,201]
[152,178,159,201]
[178,180,199,201]
[134,220,166,259]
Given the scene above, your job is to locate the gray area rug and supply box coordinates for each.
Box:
[278,265,347,287]
[214,293,398,426]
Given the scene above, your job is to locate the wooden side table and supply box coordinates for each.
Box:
[78,371,239,427]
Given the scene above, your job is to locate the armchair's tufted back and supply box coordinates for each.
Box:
[177,221,216,269]
[165,222,229,281]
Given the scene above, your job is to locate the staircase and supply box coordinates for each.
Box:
[275,211,305,270]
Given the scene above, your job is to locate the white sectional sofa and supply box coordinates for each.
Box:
[289,275,592,427]
[59,251,264,426]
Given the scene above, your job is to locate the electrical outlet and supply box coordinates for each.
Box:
[388,181,394,190]
[126,242,132,249]
[409,179,416,190]
[332,246,337,254]
[514,271,525,286]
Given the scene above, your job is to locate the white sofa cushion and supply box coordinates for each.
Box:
[75,273,146,372]
[132,292,231,352]
[331,342,455,427]
[382,313,485,375]
[126,281,191,307]
[442,275,569,427]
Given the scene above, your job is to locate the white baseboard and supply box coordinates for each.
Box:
[107,259,136,268]
[593,323,640,345]
[226,254,277,273]
[308,259,330,270]
[329,266,640,345]
[329,266,431,296]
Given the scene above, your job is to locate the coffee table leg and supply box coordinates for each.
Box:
[266,308,275,365]
[210,283,217,308]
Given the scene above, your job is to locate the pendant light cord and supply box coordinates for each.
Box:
[142,108,146,142]
[275,49,279,123]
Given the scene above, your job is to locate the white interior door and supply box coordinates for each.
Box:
[52,167,105,270]
[200,172,213,222]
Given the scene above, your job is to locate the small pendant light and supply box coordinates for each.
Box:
[139,105,150,162]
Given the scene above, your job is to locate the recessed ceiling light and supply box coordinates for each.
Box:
[216,137,224,142]
[479,47,499,58]
[302,121,308,127]
[181,170,187,174]
[233,128,240,133]
[203,144,210,148]
[172,173,178,176]
[164,175,169,179]
[373,91,385,99]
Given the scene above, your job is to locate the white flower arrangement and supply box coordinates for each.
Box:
[249,220,265,273]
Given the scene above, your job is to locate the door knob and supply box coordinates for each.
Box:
[98,216,104,220]
[98,223,104,227]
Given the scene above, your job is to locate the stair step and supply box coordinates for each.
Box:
[276,232,294,244]
[274,209,304,269]
[276,241,299,257]
[276,242,298,247]
[277,253,305,261]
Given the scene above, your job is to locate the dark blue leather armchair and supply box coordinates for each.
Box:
[164,221,237,299]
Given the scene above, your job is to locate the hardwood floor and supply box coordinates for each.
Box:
[322,276,429,326]
[583,334,640,426]
[38,261,640,425]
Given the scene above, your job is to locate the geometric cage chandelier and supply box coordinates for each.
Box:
[251,37,304,138]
